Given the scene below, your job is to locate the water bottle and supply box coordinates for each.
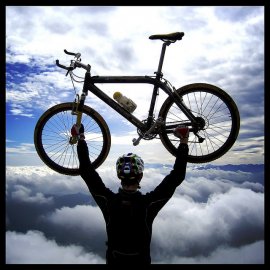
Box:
[113,92,137,113]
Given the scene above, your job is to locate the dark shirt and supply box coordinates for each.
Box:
[77,140,188,264]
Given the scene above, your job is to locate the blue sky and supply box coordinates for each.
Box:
[6,6,264,264]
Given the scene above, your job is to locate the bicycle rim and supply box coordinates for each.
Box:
[159,83,240,163]
[34,103,111,175]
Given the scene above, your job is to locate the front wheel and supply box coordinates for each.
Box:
[159,83,240,163]
[34,103,111,175]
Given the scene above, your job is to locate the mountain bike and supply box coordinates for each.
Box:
[34,32,240,176]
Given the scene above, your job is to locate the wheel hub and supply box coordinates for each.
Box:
[195,116,208,130]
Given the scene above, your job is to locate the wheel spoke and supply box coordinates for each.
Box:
[35,103,111,175]
[159,84,239,163]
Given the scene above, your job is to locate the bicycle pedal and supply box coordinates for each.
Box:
[132,137,142,146]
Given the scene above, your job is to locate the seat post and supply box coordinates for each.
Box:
[156,41,171,79]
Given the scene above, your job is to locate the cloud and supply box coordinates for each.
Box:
[151,187,264,262]
[44,204,105,237]
[11,185,54,205]
[40,204,107,256]
[6,166,87,196]
[6,163,264,264]
[214,6,262,22]
[6,143,36,154]
[154,240,264,264]
[6,66,74,116]
[6,230,105,264]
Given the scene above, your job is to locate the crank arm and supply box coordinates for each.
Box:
[133,117,164,146]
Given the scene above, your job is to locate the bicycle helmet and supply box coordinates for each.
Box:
[116,153,144,183]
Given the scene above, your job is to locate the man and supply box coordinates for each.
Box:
[71,124,189,265]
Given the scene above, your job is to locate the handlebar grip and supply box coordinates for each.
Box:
[64,49,76,56]
[55,59,70,70]
[64,49,81,59]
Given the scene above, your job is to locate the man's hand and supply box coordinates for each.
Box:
[71,124,85,140]
[173,125,189,144]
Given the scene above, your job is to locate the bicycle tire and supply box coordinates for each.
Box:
[34,102,111,175]
[158,83,240,163]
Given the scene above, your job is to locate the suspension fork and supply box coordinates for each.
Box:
[69,95,85,144]
[76,93,86,125]
[69,77,88,144]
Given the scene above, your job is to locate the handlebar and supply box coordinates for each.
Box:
[56,49,91,74]
[55,59,71,70]
[64,49,81,59]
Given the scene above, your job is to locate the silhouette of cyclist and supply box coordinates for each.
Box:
[71,124,189,265]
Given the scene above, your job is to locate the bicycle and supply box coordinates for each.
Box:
[34,32,240,176]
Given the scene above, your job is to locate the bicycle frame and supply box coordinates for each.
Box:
[71,40,198,138]
[80,74,197,133]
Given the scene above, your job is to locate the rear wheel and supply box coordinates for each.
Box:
[34,102,111,175]
[159,83,240,163]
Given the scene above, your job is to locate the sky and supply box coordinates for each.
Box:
[5,6,265,264]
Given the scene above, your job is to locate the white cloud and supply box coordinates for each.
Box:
[11,185,54,204]
[6,143,36,154]
[151,187,264,262]
[44,204,105,235]
[6,166,87,196]
[6,6,264,105]
[6,69,74,114]
[6,163,264,264]
[154,240,264,264]
[6,230,105,264]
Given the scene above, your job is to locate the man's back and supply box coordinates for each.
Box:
[77,138,188,264]
[105,189,151,264]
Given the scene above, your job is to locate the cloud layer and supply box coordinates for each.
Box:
[6,163,264,264]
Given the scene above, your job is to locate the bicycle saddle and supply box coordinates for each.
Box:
[149,32,184,41]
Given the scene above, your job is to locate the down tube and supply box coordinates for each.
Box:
[86,82,146,130]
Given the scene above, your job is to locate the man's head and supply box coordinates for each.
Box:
[116,153,144,191]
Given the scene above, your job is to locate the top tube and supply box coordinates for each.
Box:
[88,75,174,95]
